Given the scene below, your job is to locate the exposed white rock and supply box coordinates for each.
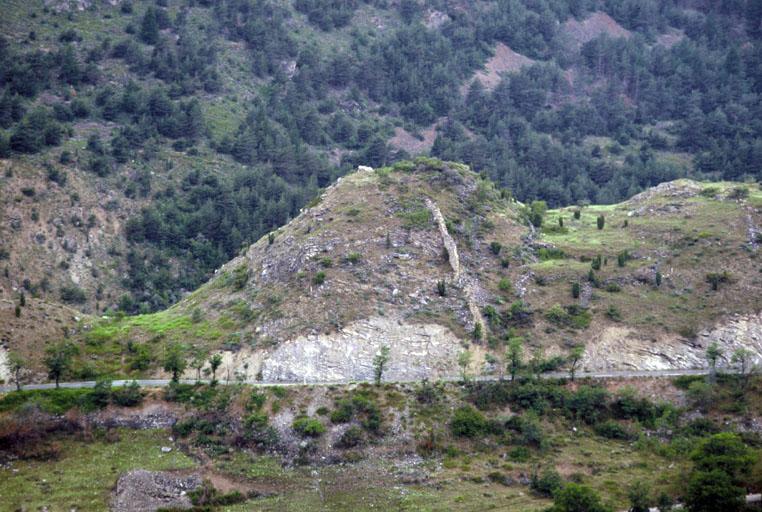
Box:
[260,316,462,382]
[582,313,762,371]
[0,346,9,383]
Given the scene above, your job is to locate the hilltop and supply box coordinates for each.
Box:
[3,159,761,384]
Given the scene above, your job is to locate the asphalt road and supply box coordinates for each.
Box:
[0,367,719,393]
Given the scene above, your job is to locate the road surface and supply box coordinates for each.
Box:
[0,367,721,393]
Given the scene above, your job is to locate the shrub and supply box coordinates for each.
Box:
[450,405,488,438]
[571,282,581,298]
[249,391,267,410]
[548,483,611,512]
[545,304,591,329]
[330,400,354,424]
[596,215,605,230]
[531,468,564,497]
[594,420,632,440]
[330,393,381,432]
[706,271,731,291]
[564,386,609,424]
[337,426,364,448]
[293,417,326,437]
[606,305,622,321]
[498,277,512,293]
[538,247,565,261]
[313,271,326,285]
[244,412,268,429]
[60,284,87,304]
[489,241,502,255]
[345,252,361,264]
[727,186,749,200]
[437,279,446,297]
[112,381,143,407]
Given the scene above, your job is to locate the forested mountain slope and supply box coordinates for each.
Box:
[0,0,760,316]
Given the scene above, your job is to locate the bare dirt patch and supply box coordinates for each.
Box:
[388,122,440,155]
[461,43,535,94]
[561,11,631,48]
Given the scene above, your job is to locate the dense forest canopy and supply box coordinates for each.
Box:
[0,0,760,312]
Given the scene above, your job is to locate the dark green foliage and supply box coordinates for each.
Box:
[337,425,364,448]
[627,481,652,512]
[313,271,326,285]
[685,470,745,512]
[547,483,612,512]
[189,481,246,508]
[538,247,565,261]
[111,381,144,407]
[685,433,756,512]
[59,284,87,304]
[295,0,358,31]
[330,392,382,432]
[292,416,326,437]
[489,241,502,255]
[450,405,489,438]
[564,386,609,424]
[163,343,186,382]
[530,468,563,497]
[571,282,580,299]
[594,420,633,440]
[596,215,605,230]
[436,279,446,297]
[573,210,581,220]
[545,304,591,329]
[616,250,629,267]
[706,271,731,291]
[43,342,78,388]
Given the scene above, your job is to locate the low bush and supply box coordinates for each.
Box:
[293,417,326,437]
[450,405,489,438]
[531,468,564,497]
[337,426,365,448]
[111,381,144,407]
[594,420,633,440]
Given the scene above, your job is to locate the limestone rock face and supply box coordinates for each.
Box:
[260,316,462,382]
[582,313,762,371]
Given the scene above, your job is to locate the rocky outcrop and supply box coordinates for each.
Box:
[425,197,484,335]
[111,470,201,512]
[260,316,462,382]
[582,313,762,371]
[0,346,9,383]
[425,197,460,279]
